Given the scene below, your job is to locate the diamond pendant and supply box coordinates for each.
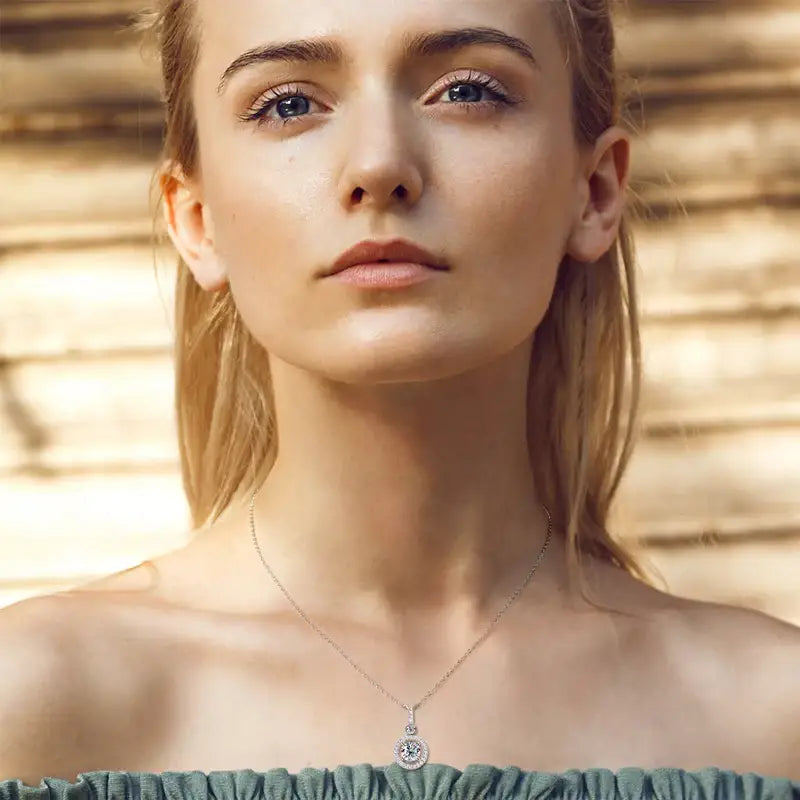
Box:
[393,706,429,770]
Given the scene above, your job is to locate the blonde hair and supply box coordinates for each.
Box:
[135,0,667,612]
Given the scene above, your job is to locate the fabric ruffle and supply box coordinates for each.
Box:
[1,763,798,800]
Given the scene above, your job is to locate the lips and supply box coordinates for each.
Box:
[325,238,449,276]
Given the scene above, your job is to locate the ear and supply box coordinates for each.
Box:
[160,164,228,291]
[564,127,631,265]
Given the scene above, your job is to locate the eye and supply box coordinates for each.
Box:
[239,70,518,130]
[239,83,318,129]
[430,69,514,109]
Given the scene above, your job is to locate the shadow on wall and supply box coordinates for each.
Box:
[0,354,55,479]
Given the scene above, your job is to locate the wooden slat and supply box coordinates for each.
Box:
[0,220,155,249]
[615,426,800,541]
[1,42,160,116]
[626,0,796,9]
[0,471,190,579]
[616,7,800,74]
[0,242,177,358]
[635,65,800,102]
[642,177,800,211]
[640,316,800,428]
[636,207,800,318]
[0,137,160,239]
[630,96,800,204]
[0,354,177,473]
[1,1,145,26]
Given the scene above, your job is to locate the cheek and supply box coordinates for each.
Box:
[200,140,328,338]
[442,139,570,325]
[204,138,322,270]
[453,124,568,244]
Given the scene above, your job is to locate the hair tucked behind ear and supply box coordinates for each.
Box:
[135,0,666,613]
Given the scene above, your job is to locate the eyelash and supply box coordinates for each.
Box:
[239,70,517,129]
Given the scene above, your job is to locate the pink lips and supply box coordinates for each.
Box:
[330,261,440,288]
[326,238,449,277]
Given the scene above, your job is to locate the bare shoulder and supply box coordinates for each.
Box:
[0,590,153,784]
[661,599,800,779]
[0,595,93,783]
[666,598,800,677]
[0,535,221,784]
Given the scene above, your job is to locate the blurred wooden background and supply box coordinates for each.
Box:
[1,0,798,623]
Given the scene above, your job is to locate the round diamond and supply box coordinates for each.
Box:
[393,734,429,770]
[401,740,421,760]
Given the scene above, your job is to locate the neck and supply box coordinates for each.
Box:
[224,337,576,640]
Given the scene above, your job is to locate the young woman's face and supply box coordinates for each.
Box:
[179,0,604,382]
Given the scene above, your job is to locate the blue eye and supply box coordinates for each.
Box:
[437,72,510,106]
[240,70,517,129]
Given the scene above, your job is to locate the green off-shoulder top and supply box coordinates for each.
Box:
[1,762,798,800]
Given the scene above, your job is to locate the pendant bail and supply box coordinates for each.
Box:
[405,706,416,735]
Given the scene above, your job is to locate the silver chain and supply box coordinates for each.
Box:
[248,487,552,717]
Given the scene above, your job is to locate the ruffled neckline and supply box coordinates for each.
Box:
[5,762,799,799]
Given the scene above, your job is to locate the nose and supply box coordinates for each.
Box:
[335,88,425,212]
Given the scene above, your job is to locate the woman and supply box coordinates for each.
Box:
[1,0,799,795]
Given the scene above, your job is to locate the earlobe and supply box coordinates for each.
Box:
[160,167,229,292]
[194,237,229,292]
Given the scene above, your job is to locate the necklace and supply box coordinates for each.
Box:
[248,487,552,770]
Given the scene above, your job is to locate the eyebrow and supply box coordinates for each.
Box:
[216,26,539,95]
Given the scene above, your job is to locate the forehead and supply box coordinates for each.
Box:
[194,0,558,76]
